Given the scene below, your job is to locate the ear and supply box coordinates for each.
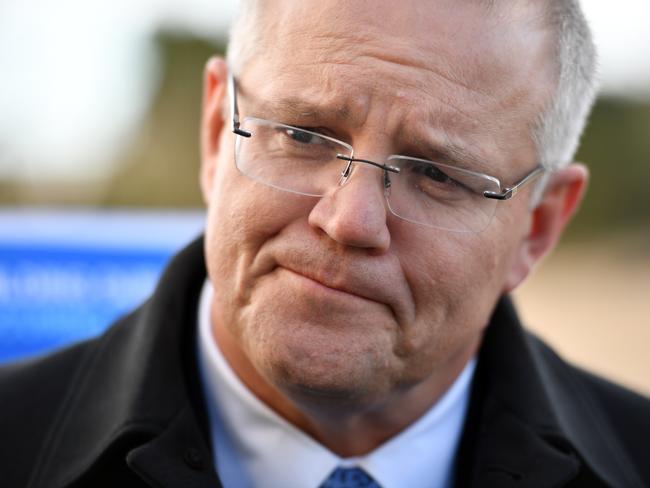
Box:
[200,56,229,204]
[502,163,589,293]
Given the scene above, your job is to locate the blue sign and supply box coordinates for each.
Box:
[0,209,205,363]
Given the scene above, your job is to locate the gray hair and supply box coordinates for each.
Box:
[226,0,260,79]
[226,0,598,199]
[530,0,598,201]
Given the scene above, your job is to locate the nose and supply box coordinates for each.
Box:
[308,163,391,252]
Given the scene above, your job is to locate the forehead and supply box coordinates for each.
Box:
[249,0,552,86]
[242,0,554,173]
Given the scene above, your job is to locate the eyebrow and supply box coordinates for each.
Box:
[239,90,352,125]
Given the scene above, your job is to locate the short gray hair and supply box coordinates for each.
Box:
[226,0,260,79]
[530,0,598,201]
[226,0,598,192]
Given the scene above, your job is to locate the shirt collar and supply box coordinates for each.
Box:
[197,279,475,488]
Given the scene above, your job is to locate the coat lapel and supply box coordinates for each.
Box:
[28,238,215,488]
[127,405,222,488]
[458,297,643,488]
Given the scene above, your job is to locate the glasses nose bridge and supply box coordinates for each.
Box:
[335,154,397,189]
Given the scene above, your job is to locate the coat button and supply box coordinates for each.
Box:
[184,447,206,470]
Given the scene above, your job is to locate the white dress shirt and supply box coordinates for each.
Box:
[197,280,476,488]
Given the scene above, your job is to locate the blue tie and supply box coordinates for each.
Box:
[319,467,382,488]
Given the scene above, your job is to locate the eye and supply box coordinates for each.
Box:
[413,163,457,186]
[285,128,318,144]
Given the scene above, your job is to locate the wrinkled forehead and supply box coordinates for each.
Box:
[249,0,554,88]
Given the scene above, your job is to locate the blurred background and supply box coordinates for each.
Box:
[0,1,648,393]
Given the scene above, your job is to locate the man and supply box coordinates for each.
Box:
[1,0,648,487]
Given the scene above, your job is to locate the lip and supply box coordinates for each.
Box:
[281,266,384,305]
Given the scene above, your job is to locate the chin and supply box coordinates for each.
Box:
[251,320,393,408]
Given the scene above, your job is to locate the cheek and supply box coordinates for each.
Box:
[207,156,283,257]
[204,164,318,328]
[393,231,503,370]
[404,231,500,312]
[206,194,273,299]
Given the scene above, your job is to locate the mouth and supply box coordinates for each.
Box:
[280,266,383,305]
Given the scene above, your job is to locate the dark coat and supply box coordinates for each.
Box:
[1,238,648,488]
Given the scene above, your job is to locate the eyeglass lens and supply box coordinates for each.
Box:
[234,117,501,232]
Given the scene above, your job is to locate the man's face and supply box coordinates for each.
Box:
[202,0,553,411]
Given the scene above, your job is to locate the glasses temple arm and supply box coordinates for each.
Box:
[483,165,545,201]
[228,72,252,138]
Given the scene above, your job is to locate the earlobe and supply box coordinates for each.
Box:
[502,163,589,293]
[200,56,229,204]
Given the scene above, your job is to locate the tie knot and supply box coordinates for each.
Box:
[320,467,382,488]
